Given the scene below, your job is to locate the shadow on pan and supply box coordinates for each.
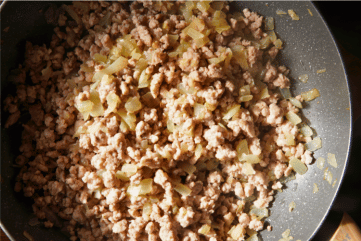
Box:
[0,1,352,241]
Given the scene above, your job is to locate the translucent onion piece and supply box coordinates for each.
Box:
[246,234,259,241]
[265,17,274,30]
[179,161,197,175]
[240,154,261,164]
[223,105,241,120]
[305,137,322,152]
[289,97,303,108]
[141,92,160,108]
[276,10,287,15]
[206,159,219,170]
[187,28,205,39]
[199,224,211,235]
[115,170,130,181]
[327,153,337,168]
[268,30,277,42]
[125,97,142,113]
[302,88,321,102]
[239,95,253,102]
[317,157,325,170]
[121,164,138,177]
[274,39,283,49]
[257,87,270,100]
[89,90,105,117]
[194,103,206,119]
[138,70,150,88]
[298,74,309,83]
[231,224,245,240]
[205,102,217,112]
[135,58,148,71]
[139,179,153,195]
[167,119,174,133]
[288,10,300,20]
[323,167,333,185]
[332,179,337,188]
[313,183,319,193]
[23,231,34,241]
[105,92,121,116]
[282,229,291,238]
[289,158,308,175]
[280,88,291,99]
[197,1,210,13]
[178,82,196,95]
[289,201,296,212]
[308,9,313,16]
[285,112,302,125]
[299,124,313,137]
[174,183,192,196]
[117,110,136,131]
[77,100,94,113]
[194,144,203,160]
[317,68,326,74]
[236,139,249,160]
[242,162,256,175]
[103,56,128,75]
[240,85,251,96]
[250,207,269,219]
[143,202,152,216]
[93,53,107,63]
[231,45,249,69]
[259,36,271,49]
[62,4,81,24]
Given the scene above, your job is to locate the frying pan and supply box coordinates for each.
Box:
[0,1,353,241]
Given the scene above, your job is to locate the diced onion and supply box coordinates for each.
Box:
[231,45,249,69]
[299,124,313,137]
[105,92,121,116]
[280,88,291,99]
[178,83,196,95]
[289,158,308,175]
[93,53,107,63]
[138,70,150,88]
[289,97,303,108]
[236,139,249,160]
[257,87,270,100]
[250,207,269,219]
[167,119,174,133]
[239,95,253,102]
[89,90,105,117]
[274,39,283,49]
[301,88,320,101]
[139,179,153,195]
[115,170,130,181]
[231,224,245,240]
[194,103,206,119]
[174,183,192,196]
[117,110,137,131]
[285,112,302,125]
[327,153,337,168]
[265,17,274,31]
[317,68,326,74]
[62,4,81,24]
[194,143,203,160]
[298,74,309,83]
[240,85,251,96]
[317,157,325,170]
[284,133,295,146]
[276,10,287,15]
[305,137,322,152]
[141,92,159,108]
[23,231,34,241]
[199,224,211,235]
[77,100,94,113]
[121,164,138,176]
[242,162,256,175]
[223,105,241,120]
[289,201,296,212]
[179,161,197,175]
[240,154,261,164]
[143,202,152,216]
[323,167,333,184]
[313,183,319,193]
[288,9,300,20]
[125,97,142,113]
[282,229,291,238]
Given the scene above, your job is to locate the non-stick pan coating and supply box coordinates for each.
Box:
[0,1,352,241]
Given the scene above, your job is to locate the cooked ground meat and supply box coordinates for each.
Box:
[3,1,315,240]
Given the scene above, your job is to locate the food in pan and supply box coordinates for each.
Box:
[3,1,321,240]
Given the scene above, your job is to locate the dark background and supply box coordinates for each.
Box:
[1,1,361,241]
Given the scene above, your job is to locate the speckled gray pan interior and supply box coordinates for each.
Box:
[0,1,352,241]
